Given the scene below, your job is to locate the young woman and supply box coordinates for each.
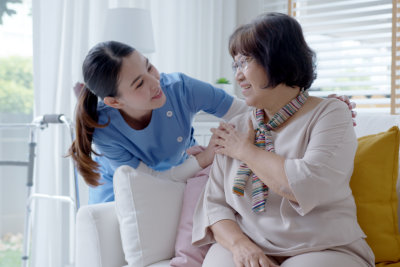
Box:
[69,41,249,203]
[192,13,374,267]
[69,40,356,205]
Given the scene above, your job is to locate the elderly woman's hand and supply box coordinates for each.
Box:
[211,119,255,161]
[232,238,279,267]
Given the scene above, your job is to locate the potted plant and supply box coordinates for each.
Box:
[215,77,234,95]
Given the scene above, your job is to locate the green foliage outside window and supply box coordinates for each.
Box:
[0,56,33,114]
[0,0,22,25]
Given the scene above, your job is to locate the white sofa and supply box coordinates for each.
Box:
[75,113,400,267]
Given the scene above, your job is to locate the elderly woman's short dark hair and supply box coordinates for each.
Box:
[229,12,317,90]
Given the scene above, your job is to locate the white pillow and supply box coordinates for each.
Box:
[114,165,185,267]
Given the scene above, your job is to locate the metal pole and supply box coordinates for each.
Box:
[21,126,37,267]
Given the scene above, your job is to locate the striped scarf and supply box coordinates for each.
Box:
[233,91,309,213]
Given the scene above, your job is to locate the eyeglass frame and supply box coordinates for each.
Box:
[231,56,253,74]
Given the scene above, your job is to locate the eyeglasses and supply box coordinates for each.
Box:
[232,56,252,74]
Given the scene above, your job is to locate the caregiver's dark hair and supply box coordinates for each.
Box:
[229,12,316,90]
[68,41,135,186]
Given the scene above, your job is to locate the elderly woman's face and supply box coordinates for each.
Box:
[233,54,270,109]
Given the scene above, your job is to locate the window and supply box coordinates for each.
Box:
[393,0,400,114]
[0,0,33,121]
[0,0,33,266]
[264,0,399,114]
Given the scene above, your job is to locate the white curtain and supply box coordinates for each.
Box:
[111,0,237,85]
[150,0,237,85]
[31,0,237,266]
[32,0,108,266]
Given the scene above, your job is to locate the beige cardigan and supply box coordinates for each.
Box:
[192,98,366,256]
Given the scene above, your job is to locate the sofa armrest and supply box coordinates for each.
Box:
[76,202,127,267]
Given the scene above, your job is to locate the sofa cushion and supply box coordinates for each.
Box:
[354,113,400,232]
[376,262,400,267]
[75,202,127,267]
[350,126,400,264]
[114,165,185,267]
[170,167,211,267]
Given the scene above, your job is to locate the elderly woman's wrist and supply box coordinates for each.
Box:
[238,143,257,162]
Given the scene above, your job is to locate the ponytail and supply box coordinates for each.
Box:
[68,86,109,186]
[69,41,135,186]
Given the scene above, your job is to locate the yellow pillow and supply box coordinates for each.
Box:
[376,262,400,267]
[350,126,400,265]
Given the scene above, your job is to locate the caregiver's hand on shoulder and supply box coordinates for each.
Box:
[232,238,279,267]
[211,120,255,161]
[327,94,357,126]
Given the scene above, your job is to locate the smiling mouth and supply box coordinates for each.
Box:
[241,85,251,91]
[241,85,252,96]
[152,89,163,99]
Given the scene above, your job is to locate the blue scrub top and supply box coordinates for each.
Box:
[89,72,233,204]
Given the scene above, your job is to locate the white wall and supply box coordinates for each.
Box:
[236,0,264,26]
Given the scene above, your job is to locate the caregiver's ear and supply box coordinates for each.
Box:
[104,96,122,109]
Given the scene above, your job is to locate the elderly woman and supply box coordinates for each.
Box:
[192,13,374,267]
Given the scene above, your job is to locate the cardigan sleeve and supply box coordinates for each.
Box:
[192,154,237,246]
[284,101,358,215]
